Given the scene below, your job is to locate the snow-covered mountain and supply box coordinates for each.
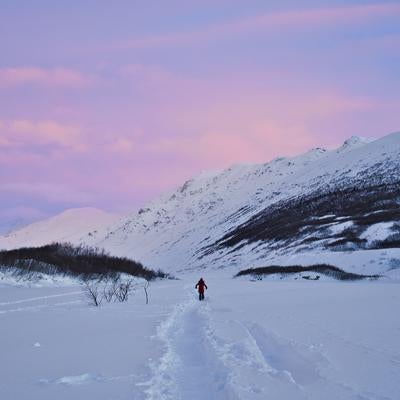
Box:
[0,216,37,236]
[1,133,399,277]
[0,208,119,250]
[81,132,399,276]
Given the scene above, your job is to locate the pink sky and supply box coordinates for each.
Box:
[0,1,399,227]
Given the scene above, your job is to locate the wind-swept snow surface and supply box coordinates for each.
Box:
[2,273,399,400]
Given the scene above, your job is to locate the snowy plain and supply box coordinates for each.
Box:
[1,273,399,400]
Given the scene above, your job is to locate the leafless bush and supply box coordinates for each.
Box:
[98,277,138,303]
[84,281,103,306]
[114,279,135,302]
[103,278,120,302]
[82,276,151,307]
[388,258,400,271]
[143,280,150,304]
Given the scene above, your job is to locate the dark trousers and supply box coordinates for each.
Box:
[199,292,204,301]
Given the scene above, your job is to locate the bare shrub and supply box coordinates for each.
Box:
[103,278,120,302]
[114,279,135,302]
[143,280,150,304]
[84,281,103,306]
[388,258,400,271]
[82,276,151,306]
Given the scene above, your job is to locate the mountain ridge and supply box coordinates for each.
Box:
[1,132,399,277]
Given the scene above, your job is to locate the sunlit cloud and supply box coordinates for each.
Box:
[0,1,399,217]
[140,92,376,168]
[0,119,85,151]
[112,3,400,50]
[0,67,92,88]
[110,137,135,153]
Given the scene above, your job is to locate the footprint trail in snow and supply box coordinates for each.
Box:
[143,287,323,400]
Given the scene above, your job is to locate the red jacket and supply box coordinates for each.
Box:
[195,279,207,293]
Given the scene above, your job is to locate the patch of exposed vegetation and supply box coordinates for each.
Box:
[0,243,167,281]
[235,264,381,281]
[202,179,400,257]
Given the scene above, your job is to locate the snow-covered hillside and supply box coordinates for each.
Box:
[81,132,400,276]
[1,133,400,278]
[0,208,119,250]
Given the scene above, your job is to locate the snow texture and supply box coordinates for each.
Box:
[1,273,400,400]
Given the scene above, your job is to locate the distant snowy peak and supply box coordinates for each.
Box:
[0,208,120,251]
[163,134,369,196]
[51,207,117,222]
[0,216,38,236]
[336,135,374,153]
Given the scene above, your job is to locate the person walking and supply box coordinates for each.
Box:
[195,278,208,301]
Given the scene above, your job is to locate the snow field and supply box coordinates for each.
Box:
[0,280,184,400]
[1,274,400,399]
[145,274,400,399]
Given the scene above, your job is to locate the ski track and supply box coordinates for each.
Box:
[144,287,237,400]
[142,287,337,400]
[272,311,400,366]
[237,312,398,400]
[142,287,392,400]
[0,291,83,306]
[0,300,83,315]
[1,280,398,399]
[0,291,84,315]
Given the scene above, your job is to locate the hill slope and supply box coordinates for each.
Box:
[83,132,400,276]
[1,133,399,277]
[0,208,119,251]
